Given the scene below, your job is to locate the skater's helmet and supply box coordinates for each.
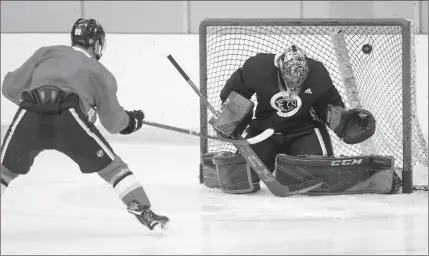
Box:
[71,18,106,60]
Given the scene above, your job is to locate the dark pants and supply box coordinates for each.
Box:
[1,88,115,175]
[247,125,334,182]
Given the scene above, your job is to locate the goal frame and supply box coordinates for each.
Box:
[198,18,413,193]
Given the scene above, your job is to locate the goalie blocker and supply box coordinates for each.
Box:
[201,153,400,195]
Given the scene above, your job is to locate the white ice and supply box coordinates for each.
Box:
[1,142,427,255]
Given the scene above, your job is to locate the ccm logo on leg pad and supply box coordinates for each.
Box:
[330,159,363,166]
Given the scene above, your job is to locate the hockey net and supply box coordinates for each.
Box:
[199,19,428,192]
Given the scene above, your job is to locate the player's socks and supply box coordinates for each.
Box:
[112,171,151,206]
[98,157,152,205]
[127,200,169,230]
[97,157,169,230]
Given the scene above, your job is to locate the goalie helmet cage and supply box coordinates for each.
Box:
[198,18,428,194]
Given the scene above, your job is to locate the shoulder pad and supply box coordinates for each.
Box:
[243,53,276,70]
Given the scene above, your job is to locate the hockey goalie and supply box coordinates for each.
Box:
[201,45,401,195]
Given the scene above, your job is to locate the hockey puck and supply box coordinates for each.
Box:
[362,44,372,54]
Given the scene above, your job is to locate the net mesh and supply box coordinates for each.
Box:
[201,22,428,186]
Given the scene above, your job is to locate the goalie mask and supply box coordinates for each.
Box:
[277,45,309,89]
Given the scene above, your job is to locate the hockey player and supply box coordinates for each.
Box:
[0,18,169,231]
[218,45,378,191]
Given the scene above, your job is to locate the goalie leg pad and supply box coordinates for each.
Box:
[201,152,221,189]
[213,152,260,194]
[208,91,254,138]
[275,154,395,195]
[345,155,395,194]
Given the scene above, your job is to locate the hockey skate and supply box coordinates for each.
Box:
[127,201,169,231]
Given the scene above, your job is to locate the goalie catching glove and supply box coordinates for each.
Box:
[327,105,376,144]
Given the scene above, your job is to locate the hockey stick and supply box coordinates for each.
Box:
[141,120,274,145]
[167,54,323,197]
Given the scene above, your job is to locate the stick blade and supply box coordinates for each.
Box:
[247,128,274,144]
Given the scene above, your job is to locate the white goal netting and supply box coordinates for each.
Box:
[199,19,428,190]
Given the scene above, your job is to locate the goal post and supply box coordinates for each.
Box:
[330,28,376,156]
[198,18,428,193]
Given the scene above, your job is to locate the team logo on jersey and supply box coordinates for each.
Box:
[97,150,104,157]
[270,92,302,117]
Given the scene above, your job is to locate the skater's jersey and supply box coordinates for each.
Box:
[1,45,128,134]
[220,53,345,135]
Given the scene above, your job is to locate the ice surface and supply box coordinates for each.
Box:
[1,33,427,255]
[1,143,427,255]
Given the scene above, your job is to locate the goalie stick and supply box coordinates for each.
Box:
[167,54,323,197]
[141,120,274,145]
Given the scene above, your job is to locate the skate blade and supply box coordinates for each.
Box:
[153,224,164,233]
[152,221,170,234]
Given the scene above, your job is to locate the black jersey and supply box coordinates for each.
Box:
[220,53,345,135]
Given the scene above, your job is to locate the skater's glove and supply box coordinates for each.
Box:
[326,105,375,145]
[120,110,145,135]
